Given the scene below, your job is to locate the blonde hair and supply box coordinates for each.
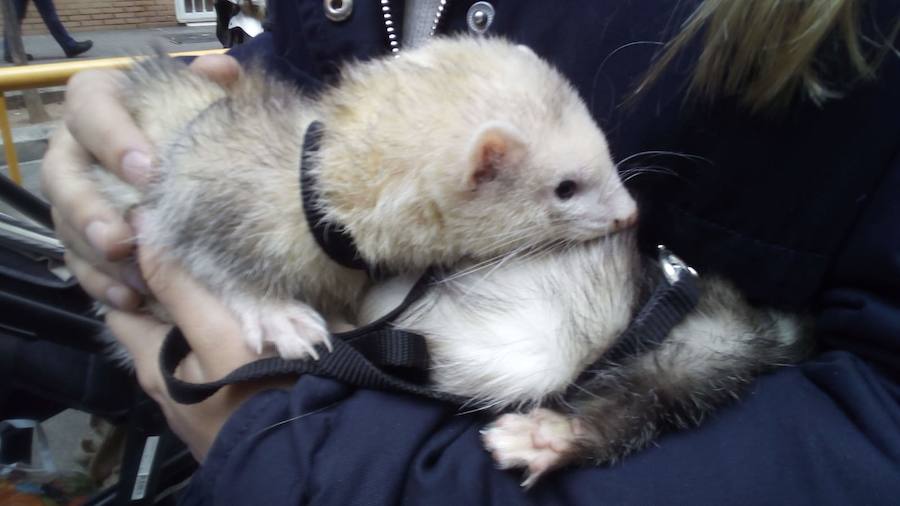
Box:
[636,0,899,111]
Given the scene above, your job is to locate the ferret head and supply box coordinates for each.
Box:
[407,38,637,259]
[458,114,637,248]
[322,37,637,266]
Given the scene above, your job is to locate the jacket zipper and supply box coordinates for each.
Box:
[381,0,450,55]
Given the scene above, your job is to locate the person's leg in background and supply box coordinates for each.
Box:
[29,0,92,58]
[3,0,34,63]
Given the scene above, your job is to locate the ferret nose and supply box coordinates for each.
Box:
[612,210,639,232]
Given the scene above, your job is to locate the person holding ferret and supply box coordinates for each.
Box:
[42,1,900,504]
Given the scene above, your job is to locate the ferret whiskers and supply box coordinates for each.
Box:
[462,237,561,287]
[619,166,680,183]
[458,242,537,295]
[616,149,711,167]
[437,226,553,283]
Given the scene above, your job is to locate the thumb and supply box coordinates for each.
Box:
[188,54,242,87]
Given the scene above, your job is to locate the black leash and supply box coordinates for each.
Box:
[160,247,701,408]
[160,268,468,405]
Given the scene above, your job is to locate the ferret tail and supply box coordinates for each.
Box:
[122,46,229,147]
[764,310,816,364]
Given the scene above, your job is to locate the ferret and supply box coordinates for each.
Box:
[92,37,637,360]
[359,230,811,487]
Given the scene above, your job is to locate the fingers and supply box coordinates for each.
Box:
[188,54,242,86]
[105,305,246,401]
[46,69,146,289]
[64,250,142,310]
[43,127,135,259]
[54,219,144,310]
[105,309,169,399]
[60,55,240,189]
[106,305,292,462]
[42,129,143,306]
[62,56,240,187]
[43,126,143,307]
[64,69,156,187]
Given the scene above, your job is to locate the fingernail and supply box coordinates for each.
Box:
[123,264,149,294]
[106,285,135,310]
[121,150,153,186]
[85,220,110,254]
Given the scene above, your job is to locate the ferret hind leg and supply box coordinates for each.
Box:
[482,288,808,486]
[481,408,585,489]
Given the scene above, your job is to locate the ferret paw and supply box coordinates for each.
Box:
[236,300,332,360]
[481,408,583,488]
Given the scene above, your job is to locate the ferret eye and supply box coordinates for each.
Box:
[554,180,578,200]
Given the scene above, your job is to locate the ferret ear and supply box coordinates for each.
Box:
[466,122,527,191]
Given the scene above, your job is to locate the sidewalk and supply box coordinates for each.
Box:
[0,24,221,65]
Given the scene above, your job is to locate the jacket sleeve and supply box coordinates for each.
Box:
[179,342,900,505]
[816,146,900,378]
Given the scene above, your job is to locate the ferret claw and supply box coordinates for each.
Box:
[298,339,320,360]
[232,298,331,361]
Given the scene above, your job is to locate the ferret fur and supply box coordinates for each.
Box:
[93,37,637,360]
[358,230,811,487]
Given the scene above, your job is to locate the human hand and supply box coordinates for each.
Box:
[41,54,241,311]
[105,232,292,461]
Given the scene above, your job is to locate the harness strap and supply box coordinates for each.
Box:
[160,326,462,405]
[564,246,701,399]
[299,121,369,271]
[160,269,466,405]
[601,268,700,365]
[160,248,701,408]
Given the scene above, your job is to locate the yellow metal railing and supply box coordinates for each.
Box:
[0,49,226,184]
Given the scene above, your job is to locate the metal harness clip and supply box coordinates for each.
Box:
[657,245,699,285]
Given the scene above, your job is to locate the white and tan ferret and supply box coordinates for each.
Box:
[92,37,637,360]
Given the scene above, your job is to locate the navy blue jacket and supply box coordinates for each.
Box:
[182,1,900,504]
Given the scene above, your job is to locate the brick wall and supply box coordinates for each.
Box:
[3,0,179,34]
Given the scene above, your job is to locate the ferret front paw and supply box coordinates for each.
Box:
[481,408,583,488]
[234,299,332,360]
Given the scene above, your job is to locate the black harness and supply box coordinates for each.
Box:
[160,123,702,406]
[298,121,369,271]
[563,247,700,400]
